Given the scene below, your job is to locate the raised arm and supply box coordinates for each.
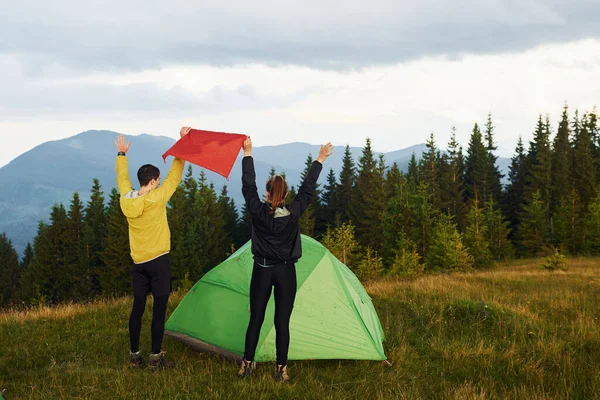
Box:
[288,143,333,218]
[241,136,262,216]
[115,135,133,195]
[157,127,190,202]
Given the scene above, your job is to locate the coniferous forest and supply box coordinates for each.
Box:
[2,106,600,308]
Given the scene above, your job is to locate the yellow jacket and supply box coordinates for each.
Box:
[116,156,185,264]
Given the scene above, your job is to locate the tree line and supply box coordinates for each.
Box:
[1,105,600,307]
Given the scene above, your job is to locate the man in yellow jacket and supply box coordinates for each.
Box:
[115,127,189,370]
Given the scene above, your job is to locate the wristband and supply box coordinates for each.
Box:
[117,151,126,156]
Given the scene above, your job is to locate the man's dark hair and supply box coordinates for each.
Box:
[137,164,160,187]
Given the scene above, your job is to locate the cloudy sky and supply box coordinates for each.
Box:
[1,0,600,167]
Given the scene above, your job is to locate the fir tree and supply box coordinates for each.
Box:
[504,136,528,236]
[83,178,106,296]
[218,184,239,253]
[464,123,488,201]
[572,112,597,208]
[321,168,339,226]
[463,197,492,268]
[525,114,552,205]
[337,145,356,223]
[65,192,89,300]
[321,222,359,268]
[426,214,473,272]
[483,199,514,261]
[99,189,131,296]
[550,105,572,214]
[553,188,584,254]
[0,233,20,306]
[299,153,318,236]
[517,190,549,256]
[419,133,442,210]
[168,185,188,288]
[356,247,383,281]
[441,127,466,230]
[483,113,504,202]
[350,138,385,252]
[406,153,419,184]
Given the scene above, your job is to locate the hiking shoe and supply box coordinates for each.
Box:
[275,364,290,382]
[129,351,145,368]
[237,359,256,378]
[148,351,175,371]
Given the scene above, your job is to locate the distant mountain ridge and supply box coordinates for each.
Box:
[0,130,509,255]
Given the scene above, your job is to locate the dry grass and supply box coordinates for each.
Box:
[1,258,599,399]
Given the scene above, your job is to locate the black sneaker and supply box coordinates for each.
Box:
[148,351,175,371]
[130,351,145,368]
[274,364,290,382]
[237,359,256,378]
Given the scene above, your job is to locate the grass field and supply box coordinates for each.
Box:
[1,258,600,399]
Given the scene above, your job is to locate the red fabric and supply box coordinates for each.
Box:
[162,129,246,179]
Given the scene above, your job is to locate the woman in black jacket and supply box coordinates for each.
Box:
[238,136,333,382]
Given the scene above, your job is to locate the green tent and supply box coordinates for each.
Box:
[165,235,386,362]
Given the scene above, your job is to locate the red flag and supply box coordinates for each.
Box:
[162,129,247,179]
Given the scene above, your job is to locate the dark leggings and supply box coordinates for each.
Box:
[129,294,170,354]
[244,262,297,366]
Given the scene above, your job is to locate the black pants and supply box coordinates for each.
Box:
[243,262,297,366]
[129,254,171,354]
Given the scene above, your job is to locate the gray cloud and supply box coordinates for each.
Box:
[1,0,600,72]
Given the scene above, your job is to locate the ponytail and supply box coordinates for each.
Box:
[266,175,288,211]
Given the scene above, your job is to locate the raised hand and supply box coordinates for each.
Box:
[243,136,252,156]
[180,126,192,138]
[115,135,131,154]
[317,142,333,164]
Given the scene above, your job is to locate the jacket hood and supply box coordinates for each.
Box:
[120,190,148,218]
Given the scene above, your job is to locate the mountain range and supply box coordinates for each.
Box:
[0,130,510,255]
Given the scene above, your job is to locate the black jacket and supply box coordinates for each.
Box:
[242,156,322,264]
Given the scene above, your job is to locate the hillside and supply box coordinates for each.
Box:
[0,130,511,256]
[1,258,599,399]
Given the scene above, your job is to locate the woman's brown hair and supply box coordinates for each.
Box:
[266,175,288,211]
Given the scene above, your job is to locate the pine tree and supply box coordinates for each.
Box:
[406,153,419,184]
[550,105,572,214]
[218,184,239,254]
[321,168,339,226]
[426,214,473,271]
[441,127,466,230]
[0,233,20,306]
[517,190,549,256]
[384,162,403,202]
[25,204,70,303]
[483,199,514,261]
[419,133,442,210]
[464,123,488,201]
[525,115,552,205]
[99,189,131,296]
[504,136,528,237]
[238,203,253,246]
[196,174,228,275]
[83,178,106,297]
[388,234,423,277]
[553,188,584,254]
[21,242,33,269]
[299,153,317,236]
[356,247,383,281]
[483,113,504,202]
[585,192,600,254]
[463,197,492,268]
[407,182,438,259]
[382,177,411,265]
[168,185,188,288]
[337,145,356,223]
[572,112,597,208]
[65,192,89,300]
[321,222,359,268]
[350,138,386,252]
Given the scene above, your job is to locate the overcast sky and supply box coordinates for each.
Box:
[1,0,600,167]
